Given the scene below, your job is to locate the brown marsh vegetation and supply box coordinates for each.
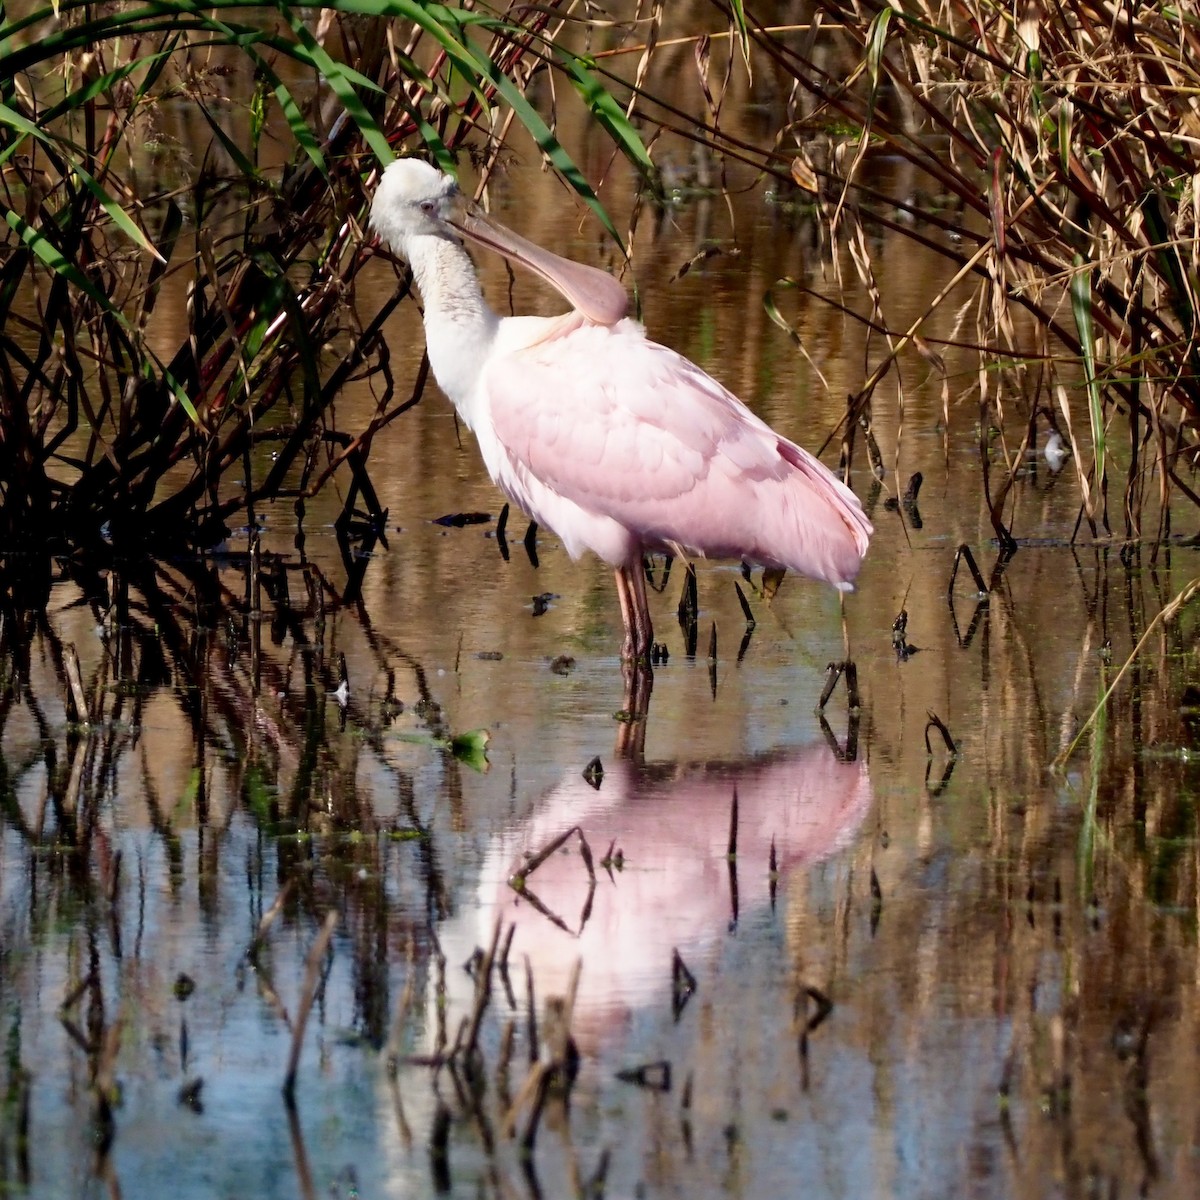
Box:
[2,1,1199,564]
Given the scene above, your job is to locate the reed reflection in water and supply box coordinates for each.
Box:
[3,504,1200,1199]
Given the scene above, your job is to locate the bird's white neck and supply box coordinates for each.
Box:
[405,234,499,428]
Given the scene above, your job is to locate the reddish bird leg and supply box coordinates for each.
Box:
[614,567,635,661]
[614,562,654,663]
[627,560,653,661]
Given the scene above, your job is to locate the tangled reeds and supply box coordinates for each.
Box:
[635,1,1200,547]
[4,1,1193,579]
[0,1,649,576]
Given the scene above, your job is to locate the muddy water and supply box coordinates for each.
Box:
[4,154,1200,1199]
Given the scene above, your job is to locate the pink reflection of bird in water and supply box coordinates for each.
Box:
[441,743,871,1049]
[370,160,873,664]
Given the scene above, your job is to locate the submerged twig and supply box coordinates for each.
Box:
[385,935,417,1075]
[282,909,339,1104]
[461,917,504,1063]
[244,880,296,967]
[671,949,697,1020]
[615,1060,671,1091]
[63,644,90,725]
[924,712,957,756]
[510,824,596,893]
[733,580,755,625]
[949,543,989,597]
[505,960,583,1149]
[818,660,859,711]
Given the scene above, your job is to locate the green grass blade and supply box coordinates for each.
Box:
[158,361,201,424]
[867,7,892,95]
[327,2,627,246]
[553,48,654,174]
[2,197,199,422]
[1057,99,1073,172]
[36,46,176,126]
[195,99,270,186]
[1070,253,1105,493]
[439,32,627,250]
[2,201,113,307]
[729,0,752,75]
[280,8,392,164]
[248,50,327,176]
[71,163,162,259]
[0,98,49,166]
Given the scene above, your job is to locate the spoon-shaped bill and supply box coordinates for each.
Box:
[448,203,629,327]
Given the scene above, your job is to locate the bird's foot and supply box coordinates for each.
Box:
[620,627,654,667]
[616,659,654,759]
[620,652,653,701]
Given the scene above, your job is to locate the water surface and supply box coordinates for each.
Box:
[3,152,1200,1200]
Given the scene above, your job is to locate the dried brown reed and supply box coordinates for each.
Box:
[611,2,1200,544]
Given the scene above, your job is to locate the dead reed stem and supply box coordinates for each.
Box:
[283,909,340,1104]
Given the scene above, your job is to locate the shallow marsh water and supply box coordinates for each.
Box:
[4,160,1200,1200]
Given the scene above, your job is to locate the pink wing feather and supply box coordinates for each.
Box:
[481,318,872,586]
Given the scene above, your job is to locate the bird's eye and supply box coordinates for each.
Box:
[419,200,436,215]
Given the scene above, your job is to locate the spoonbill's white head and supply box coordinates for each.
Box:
[369,158,629,326]
[369,158,464,254]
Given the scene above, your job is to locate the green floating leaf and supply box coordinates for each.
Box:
[243,764,277,822]
[387,827,426,842]
[391,727,491,773]
[449,728,491,773]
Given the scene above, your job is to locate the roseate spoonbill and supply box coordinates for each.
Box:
[370,159,872,661]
